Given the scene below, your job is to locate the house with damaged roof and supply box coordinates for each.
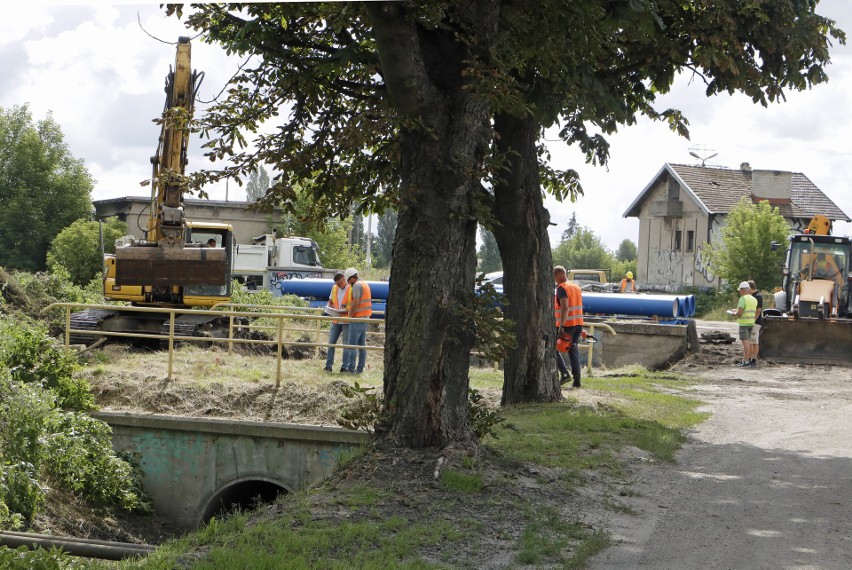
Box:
[623,162,850,291]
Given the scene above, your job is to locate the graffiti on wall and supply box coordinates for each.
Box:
[651,249,683,284]
[694,243,715,283]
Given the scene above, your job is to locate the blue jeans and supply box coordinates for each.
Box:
[342,322,368,373]
[324,322,348,370]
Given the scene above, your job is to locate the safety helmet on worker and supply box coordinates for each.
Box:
[344,267,359,281]
[626,271,633,279]
[738,281,750,290]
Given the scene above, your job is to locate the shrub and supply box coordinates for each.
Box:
[0,372,53,523]
[42,413,149,511]
[0,317,94,411]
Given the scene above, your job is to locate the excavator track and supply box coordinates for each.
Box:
[68,308,231,347]
[69,309,119,345]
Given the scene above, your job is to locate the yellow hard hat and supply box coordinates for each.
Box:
[626,271,633,279]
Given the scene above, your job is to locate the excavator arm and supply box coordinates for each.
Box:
[114,37,227,288]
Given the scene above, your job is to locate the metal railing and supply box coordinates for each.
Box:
[42,302,381,386]
[43,303,616,385]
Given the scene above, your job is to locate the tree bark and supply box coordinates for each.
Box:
[492,113,561,405]
[367,1,498,448]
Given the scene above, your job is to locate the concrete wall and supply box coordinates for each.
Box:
[95,412,371,529]
[592,320,695,370]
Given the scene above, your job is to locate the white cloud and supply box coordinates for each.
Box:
[3,1,851,250]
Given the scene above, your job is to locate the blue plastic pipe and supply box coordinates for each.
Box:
[582,293,679,318]
[272,278,390,300]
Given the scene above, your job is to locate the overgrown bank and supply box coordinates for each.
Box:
[83,367,705,569]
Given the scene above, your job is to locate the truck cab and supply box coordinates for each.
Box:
[232,234,334,291]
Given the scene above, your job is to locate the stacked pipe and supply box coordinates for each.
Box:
[582,293,695,318]
[276,278,388,316]
[274,279,696,319]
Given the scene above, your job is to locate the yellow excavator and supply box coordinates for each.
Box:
[761,215,852,364]
[71,38,234,342]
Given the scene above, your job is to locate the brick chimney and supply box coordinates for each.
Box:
[740,162,752,172]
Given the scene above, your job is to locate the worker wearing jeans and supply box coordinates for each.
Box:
[341,268,372,374]
[324,272,349,372]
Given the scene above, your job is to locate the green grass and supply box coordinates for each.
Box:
[439,469,484,493]
[91,366,704,570]
[488,369,706,468]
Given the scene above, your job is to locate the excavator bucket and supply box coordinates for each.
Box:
[760,315,852,365]
[114,246,228,287]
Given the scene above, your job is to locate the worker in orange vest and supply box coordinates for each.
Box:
[323,271,349,372]
[620,271,638,293]
[341,267,372,374]
[554,265,584,388]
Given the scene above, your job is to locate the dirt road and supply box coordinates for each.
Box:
[590,321,852,569]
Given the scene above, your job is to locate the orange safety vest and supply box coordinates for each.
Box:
[620,278,636,293]
[554,281,583,327]
[329,283,349,323]
[345,281,372,318]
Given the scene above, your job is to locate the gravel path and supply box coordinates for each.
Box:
[590,321,852,569]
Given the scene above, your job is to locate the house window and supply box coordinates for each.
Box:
[686,230,695,252]
[675,230,682,251]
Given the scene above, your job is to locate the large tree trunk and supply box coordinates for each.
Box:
[367,1,498,448]
[492,113,561,405]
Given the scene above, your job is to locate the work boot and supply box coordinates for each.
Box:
[559,373,570,385]
[572,381,581,388]
[749,359,757,367]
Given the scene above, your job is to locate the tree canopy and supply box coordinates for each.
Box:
[0,105,93,272]
[170,1,844,447]
[245,165,270,202]
[47,218,127,286]
[706,198,789,291]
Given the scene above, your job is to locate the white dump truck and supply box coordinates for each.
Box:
[232,234,339,293]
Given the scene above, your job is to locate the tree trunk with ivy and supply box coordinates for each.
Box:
[492,113,562,405]
[368,1,498,448]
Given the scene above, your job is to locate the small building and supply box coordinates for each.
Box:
[623,163,850,291]
[94,196,283,245]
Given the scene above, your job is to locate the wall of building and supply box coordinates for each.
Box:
[94,197,283,245]
[636,177,716,291]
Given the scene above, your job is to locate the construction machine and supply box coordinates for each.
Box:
[71,38,234,343]
[760,215,852,364]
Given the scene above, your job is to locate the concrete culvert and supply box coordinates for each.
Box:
[201,479,288,523]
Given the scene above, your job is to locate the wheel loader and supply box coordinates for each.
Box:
[760,215,852,365]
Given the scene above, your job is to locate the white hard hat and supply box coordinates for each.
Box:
[738,281,750,290]
[344,267,358,280]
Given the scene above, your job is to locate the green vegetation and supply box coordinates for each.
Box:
[0,105,94,273]
[0,315,149,533]
[705,198,790,291]
[47,218,128,286]
[87,367,704,569]
[552,225,637,282]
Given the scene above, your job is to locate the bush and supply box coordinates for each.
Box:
[0,369,149,527]
[42,413,149,511]
[683,287,735,318]
[0,318,94,411]
[0,372,54,522]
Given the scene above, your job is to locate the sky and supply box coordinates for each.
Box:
[3,1,852,251]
